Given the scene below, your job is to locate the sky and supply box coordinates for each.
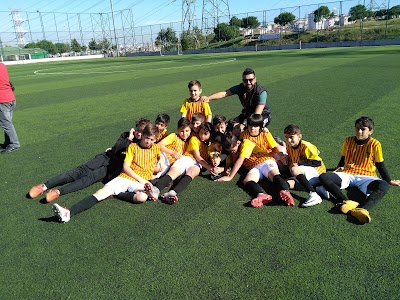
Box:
[2,0,394,26]
[1,0,398,46]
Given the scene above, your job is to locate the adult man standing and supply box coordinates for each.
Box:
[0,63,20,153]
[201,68,271,127]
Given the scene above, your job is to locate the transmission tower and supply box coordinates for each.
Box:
[201,0,230,33]
[182,0,196,32]
[362,0,387,11]
[11,10,28,47]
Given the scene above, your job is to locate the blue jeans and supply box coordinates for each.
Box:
[0,100,20,148]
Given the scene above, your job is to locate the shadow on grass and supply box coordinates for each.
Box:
[38,216,60,223]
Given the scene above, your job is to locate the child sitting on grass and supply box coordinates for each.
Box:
[153,122,217,204]
[283,124,326,208]
[155,112,170,142]
[52,124,161,223]
[318,117,400,224]
[28,118,150,202]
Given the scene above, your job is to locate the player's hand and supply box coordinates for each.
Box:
[200,96,209,103]
[217,176,232,182]
[172,152,181,159]
[390,179,400,186]
[129,128,135,141]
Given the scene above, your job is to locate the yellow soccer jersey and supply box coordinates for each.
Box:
[156,128,168,143]
[240,130,277,154]
[160,133,189,164]
[119,142,161,181]
[180,98,212,121]
[341,136,383,176]
[239,139,275,170]
[287,140,326,174]
[184,136,212,161]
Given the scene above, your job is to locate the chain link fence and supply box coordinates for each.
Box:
[1,0,399,61]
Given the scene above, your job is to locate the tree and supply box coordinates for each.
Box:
[97,38,111,51]
[389,5,400,18]
[155,27,178,51]
[70,38,82,52]
[88,38,98,50]
[213,23,240,41]
[241,16,260,36]
[229,16,242,27]
[55,42,70,53]
[349,4,369,21]
[274,12,296,27]
[313,6,331,22]
[180,27,206,50]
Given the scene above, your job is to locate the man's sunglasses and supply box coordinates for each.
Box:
[242,78,255,83]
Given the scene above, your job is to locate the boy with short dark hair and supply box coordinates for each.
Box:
[190,112,205,137]
[283,124,326,207]
[218,116,293,208]
[154,122,216,204]
[52,124,161,223]
[181,80,212,122]
[28,118,150,202]
[319,117,400,224]
[212,115,227,133]
[155,113,170,142]
[156,117,191,178]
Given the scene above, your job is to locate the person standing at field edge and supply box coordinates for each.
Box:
[0,63,20,153]
[201,68,271,128]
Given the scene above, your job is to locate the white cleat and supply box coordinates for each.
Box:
[301,192,323,207]
[52,203,71,223]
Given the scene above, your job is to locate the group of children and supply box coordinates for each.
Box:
[28,79,399,225]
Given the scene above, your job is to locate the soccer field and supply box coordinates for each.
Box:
[2,46,400,299]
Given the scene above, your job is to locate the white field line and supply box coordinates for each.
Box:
[33,58,236,75]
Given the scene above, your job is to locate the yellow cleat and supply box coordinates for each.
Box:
[340,200,360,214]
[350,208,372,224]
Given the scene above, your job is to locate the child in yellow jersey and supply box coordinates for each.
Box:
[218,129,294,208]
[180,80,212,123]
[190,112,205,138]
[52,124,161,223]
[156,117,191,178]
[154,122,217,204]
[319,117,400,224]
[212,115,227,133]
[155,112,170,142]
[283,124,326,208]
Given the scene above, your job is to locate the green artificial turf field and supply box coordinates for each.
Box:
[1,46,400,299]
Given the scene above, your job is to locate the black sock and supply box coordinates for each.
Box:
[319,173,346,203]
[173,175,192,194]
[296,174,315,193]
[156,175,173,191]
[362,180,390,210]
[273,175,289,191]
[69,195,98,216]
[114,192,135,202]
[245,180,264,198]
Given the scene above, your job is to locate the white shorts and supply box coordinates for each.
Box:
[105,176,144,195]
[248,159,279,181]
[171,155,200,176]
[334,172,380,196]
[289,165,321,186]
[155,152,171,178]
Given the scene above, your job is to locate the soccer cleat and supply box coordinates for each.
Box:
[279,190,295,206]
[161,191,179,205]
[52,203,71,223]
[29,184,45,199]
[301,192,323,208]
[316,186,330,199]
[340,200,360,214]
[46,189,60,202]
[250,193,273,208]
[350,208,371,224]
[144,183,160,201]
